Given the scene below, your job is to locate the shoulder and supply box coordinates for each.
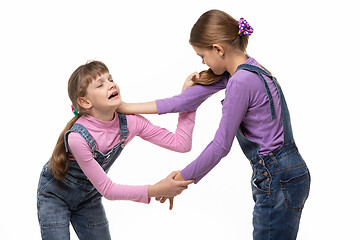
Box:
[66,117,94,151]
[67,131,91,153]
[227,70,256,91]
[230,65,264,90]
[125,114,150,135]
[125,114,148,124]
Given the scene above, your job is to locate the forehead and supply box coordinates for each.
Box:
[192,45,212,56]
[193,46,205,55]
[94,72,111,82]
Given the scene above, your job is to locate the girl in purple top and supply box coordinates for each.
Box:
[118,10,310,240]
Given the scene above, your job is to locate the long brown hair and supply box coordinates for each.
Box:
[49,61,109,179]
[189,10,250,85]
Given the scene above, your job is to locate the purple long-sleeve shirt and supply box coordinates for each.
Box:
[156,57,284,183]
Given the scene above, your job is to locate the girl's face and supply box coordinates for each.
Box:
[193,45,226,75]
[81,72,122,117]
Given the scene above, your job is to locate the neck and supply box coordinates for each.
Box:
[88,108,116,122]
[226,51,248,76]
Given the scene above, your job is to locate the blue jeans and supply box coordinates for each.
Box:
[251,142,310,240]
[37,162,111,240]
[234,64,310,239]
[37,113,129,239]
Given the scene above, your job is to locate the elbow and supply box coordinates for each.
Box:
[180,145,192,153]
[103,192,113,201]
[214,141,231,158]
[101,188,115,201]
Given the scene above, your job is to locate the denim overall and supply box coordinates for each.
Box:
[235,64,310,240]
[37,113,128,240]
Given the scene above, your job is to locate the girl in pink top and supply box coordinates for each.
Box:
[37,61,195,240]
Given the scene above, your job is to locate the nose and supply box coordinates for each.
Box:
[108,82,116,90]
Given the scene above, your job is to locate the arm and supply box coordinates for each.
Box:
[153,79,249,208]
[180,79,251,183]
[148,171,193,198]
[118,101,158,114]
[132,110,196,153]
[68,133,149,202]
[117,73,228,115]
[68,134,192,202]
[116,72,200,115]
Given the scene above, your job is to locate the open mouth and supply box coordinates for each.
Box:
[108,91,119,99]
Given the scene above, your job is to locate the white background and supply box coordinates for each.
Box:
[1,0,359,239]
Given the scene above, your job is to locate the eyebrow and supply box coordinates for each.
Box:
[95,74,112,82]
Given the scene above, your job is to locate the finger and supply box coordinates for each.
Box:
[177,179,194,187]
[155,197,161,201]
[187,73,195,80]
[169,198,174,210]
[160,197,167,203]
[196,72,200,79]
[167,171,180,179]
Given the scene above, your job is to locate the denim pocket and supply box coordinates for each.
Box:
[252,176,271,193]
[280,170,310,211]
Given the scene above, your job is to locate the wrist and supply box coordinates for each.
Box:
[147,184,157,198]
[116,102,127,114]
[174,172,185,181]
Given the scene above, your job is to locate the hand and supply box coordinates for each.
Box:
[182,72,200,92]
[148,171,193,198]
[154,172,191,210]
[155,196,174,210]
[116,102,128,113]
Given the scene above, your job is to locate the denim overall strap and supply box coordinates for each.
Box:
[62,114,129,185]
[238,64,277,119]
[118,113,129,141]
[238,64,294,145]
[234,64,294,160]
[93,113,129,174]
[64,123,97,153]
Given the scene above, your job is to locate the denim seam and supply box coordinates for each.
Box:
[249,141,296,163]
[271,163,306,175]
[38,176,55,195]
[265,149,298,167]
[88,219,109,229]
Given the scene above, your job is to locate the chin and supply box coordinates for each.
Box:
[213,70,225,75]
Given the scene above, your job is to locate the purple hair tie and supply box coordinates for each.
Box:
[238,18,253,36]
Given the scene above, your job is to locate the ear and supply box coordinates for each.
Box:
[212,44,225,59]
[77,97,92,110]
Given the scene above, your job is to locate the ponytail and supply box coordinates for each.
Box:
[49,117,78,180]
[49,60,109,179]
[191,65,274,87]
[191,68,224,86]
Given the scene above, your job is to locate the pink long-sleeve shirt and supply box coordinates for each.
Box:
[67,111,196,203]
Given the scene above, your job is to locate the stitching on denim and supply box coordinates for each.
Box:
[265,149,298,167]
[249,141,296,163]
[271,163,306,175]
[280,171,310,211]
[38,176,55,195]
[88,219,109,228]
